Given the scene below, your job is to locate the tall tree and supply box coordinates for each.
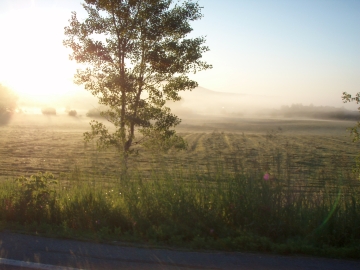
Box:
[63,0,211,167]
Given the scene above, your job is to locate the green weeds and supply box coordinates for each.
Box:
[2,172,58,223]
[0,161,359,259]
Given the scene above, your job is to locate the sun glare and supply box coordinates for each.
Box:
[0,7,77,104]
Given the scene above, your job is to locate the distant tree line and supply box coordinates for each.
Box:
[262,103,359,121]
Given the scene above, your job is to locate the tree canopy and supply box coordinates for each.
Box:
[63,0,211,164]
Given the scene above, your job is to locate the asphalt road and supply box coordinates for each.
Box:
[0,232,359,270]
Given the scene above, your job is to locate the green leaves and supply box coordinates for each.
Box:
[342,91,360,179]
[342,92,360,105]
[342,92,360,142]
[64,0,211,161]
[14,172,58,222]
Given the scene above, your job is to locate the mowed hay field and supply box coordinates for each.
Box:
[1,114,359,186]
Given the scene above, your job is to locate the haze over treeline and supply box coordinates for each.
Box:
[257,104,359,121]
[9,86,359,123]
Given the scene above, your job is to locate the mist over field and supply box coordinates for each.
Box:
[11,86,359,125]
[2,86,356,139]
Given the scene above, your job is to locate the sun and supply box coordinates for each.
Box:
[0,6,78,104]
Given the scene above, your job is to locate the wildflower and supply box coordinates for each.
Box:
[263,173,270,181]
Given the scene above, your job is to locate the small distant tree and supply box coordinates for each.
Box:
[342,91,360,178]
[0,84,17,124]
[342,92,360,142]
[63,0,211,169]
[68,110,77,117]
[86,107,105,118]
[41,107,57,115]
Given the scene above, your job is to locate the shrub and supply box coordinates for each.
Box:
[42,107,56,115]
[13,172,58,223]
[0,110,13,125]
[86,107,104,118]
[68,110,77,117]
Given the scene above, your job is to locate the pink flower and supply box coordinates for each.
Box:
[263,173,270,181]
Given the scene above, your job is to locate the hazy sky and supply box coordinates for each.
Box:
[0,0,359,109]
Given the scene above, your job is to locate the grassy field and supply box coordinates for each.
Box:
[1,114,358,180]
[0,114,360,258]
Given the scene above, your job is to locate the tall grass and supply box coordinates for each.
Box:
[1,152,359,258]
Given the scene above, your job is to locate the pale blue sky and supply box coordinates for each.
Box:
[0,0,359,108]
[191,0,360,107]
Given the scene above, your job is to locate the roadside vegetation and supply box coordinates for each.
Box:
[0,127,359,259]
